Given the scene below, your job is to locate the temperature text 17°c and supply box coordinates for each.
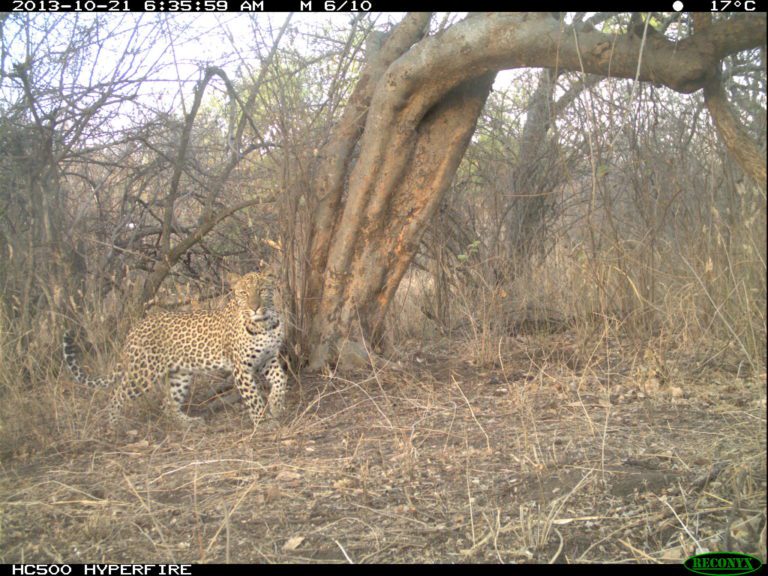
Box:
[711,0,758,9]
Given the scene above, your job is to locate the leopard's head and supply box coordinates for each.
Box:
[227,270,276,317]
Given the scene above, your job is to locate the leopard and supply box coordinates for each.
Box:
[63,271,287,428]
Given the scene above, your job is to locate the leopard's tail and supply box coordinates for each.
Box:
[62,331,117,388]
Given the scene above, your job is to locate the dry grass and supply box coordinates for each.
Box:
[1,332,765,563]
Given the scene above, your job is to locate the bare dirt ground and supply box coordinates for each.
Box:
[1,334,766,564]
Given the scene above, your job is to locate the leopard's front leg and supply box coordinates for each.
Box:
[232,362,268,425]
[262,354,287,417]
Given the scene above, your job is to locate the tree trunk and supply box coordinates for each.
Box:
[307,73,495,368]
[501,69,559,264]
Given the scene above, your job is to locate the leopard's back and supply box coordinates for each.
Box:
[124,308,235,373]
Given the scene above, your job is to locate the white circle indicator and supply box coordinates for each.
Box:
[673,1,684,10]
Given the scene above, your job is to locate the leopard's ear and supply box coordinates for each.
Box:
[225,272,242,288]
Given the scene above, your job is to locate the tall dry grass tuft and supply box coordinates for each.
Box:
[0,272,168,457]
[399,176,765,377]
[0,299,79,457]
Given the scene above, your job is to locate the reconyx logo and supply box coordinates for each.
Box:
[684,552,763,576]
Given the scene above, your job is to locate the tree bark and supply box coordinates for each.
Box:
[304,13,432,324]
[704,75,767,192]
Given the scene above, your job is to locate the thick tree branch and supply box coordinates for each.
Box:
[694,13,766,190]
[704,76,767,191]
[399,13,765,113]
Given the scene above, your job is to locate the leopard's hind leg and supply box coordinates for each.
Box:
[164,368,203,426]
[106,369,151,427]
